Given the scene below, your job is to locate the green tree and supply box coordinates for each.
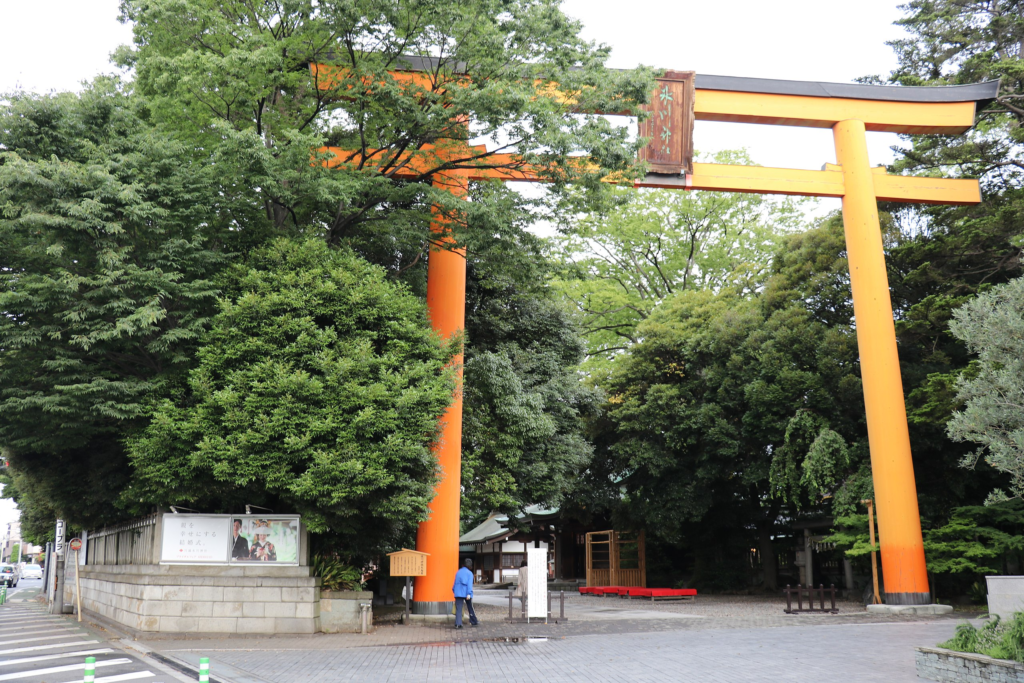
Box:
[888,0,1024,182]
[0,83,228,532]
[460,221,600,521]
[595,274,865,589]
[947,276,1024,501]
[125,239,456,554]
[119,0,654,270]
[551,151,809,376]
[8,544,19,564]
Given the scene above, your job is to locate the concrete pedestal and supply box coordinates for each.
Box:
[987,576,1024,619]
[866,603,952,616]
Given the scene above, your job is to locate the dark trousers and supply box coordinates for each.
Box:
[454,596,478,627]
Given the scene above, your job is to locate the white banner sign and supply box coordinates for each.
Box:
[159,514,301,564]
[161,516,229,563]
[527,547,547,619]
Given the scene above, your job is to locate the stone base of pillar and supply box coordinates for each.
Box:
[884,591,932,605]
[412,600,454,615]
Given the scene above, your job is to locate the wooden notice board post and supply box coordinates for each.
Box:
[388,548,429,624]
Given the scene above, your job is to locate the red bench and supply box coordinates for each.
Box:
[580,586,697,601]
[626,587,697,602]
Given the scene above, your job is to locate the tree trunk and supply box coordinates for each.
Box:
[759,524,778,590]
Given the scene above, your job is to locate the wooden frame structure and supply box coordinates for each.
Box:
[585,530,646,588]
[313,57,997,609]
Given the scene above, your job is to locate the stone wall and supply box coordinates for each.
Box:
[916,646,1024,683]
[75,564,320,635]
[320,591,373,632]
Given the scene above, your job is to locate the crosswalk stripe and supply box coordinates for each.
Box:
[0,640,100,655]
[0,627,72,635]
[94,673,156,683]
[0,648,114,666]
[0,629,78,638]
[0,657,132,681]
[0,618,51,625]
[0,635,85,646]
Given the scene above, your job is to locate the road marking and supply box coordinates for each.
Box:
[0,640,99,655]
[0,657,132,681]
[0,617,51,624]
[0,635,85,646]
[94,672,156,682]
[0,630,77,639]
[0,648,114,666]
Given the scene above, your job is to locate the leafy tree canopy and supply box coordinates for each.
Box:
[0,82,228,532]
[551,150,810,377]
[118,0,655,270]
[125,239,456,553]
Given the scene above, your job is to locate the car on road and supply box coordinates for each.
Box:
[20,564,42,579]
[0,563,19,587]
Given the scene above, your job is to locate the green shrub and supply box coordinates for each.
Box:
[940,613,1024,662]
[311,554,364,592]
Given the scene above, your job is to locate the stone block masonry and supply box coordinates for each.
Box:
[76,564,321,635]
[916,646,1024,683]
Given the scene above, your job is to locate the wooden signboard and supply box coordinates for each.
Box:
[638,71,695,175]
[388,548,428,577]
[388,548,429,624]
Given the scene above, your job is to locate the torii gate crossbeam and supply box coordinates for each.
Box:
[317,64,997,610]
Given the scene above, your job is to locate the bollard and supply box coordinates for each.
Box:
[83,656,96,683]
[1,585,6,605]
[359,603,370,635]
[199,656,210,683]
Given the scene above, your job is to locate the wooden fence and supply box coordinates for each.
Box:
[86,514,158,565]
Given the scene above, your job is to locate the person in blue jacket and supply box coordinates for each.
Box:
[452,558,479,628]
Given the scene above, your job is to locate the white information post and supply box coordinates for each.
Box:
[527,546,547,620]
[54,519,65,557]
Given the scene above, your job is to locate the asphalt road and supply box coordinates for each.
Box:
[0,580,184,683]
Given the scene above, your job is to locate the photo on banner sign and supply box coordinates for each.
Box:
[231,518,299,563]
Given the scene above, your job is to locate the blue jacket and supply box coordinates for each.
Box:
[452,566,474,599]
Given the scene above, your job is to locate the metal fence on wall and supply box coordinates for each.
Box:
[86,514,158,565]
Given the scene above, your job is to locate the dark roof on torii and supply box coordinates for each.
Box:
[695,74,1000,105]
[382,54,999,105]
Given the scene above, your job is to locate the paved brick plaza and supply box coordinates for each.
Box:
[148,593,977,683]
[161,621,962,683]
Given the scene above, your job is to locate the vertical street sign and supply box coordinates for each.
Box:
[54,519,65,557]
[638,71,695,175]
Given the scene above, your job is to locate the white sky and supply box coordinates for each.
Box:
[0,0,912,528]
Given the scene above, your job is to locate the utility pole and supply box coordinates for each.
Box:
[50,519,65,615]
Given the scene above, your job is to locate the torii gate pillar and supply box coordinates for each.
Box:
[413,171,469,614]
[834,119,929,603]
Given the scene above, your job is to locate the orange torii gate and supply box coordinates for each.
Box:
[315,60,996,611]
